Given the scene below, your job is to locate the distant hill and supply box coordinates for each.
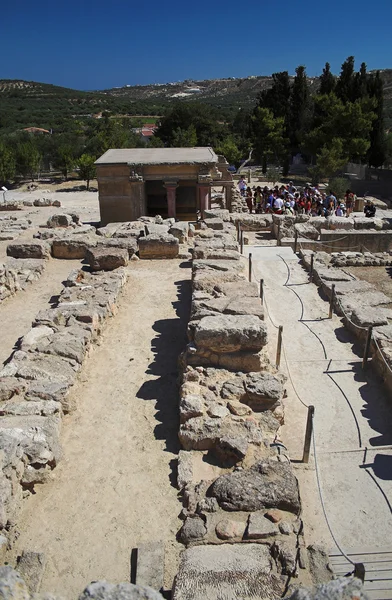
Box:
[1,70,392,132]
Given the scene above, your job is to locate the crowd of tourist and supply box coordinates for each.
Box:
[237,176,375,217]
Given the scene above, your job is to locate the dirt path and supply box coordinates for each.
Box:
[10,260,191,597]
[246,246,392,552]
[0,258,82,365]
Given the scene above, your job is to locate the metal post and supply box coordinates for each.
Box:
[310,253,314,283]
[240,229,244,254]
[249,253,252,282]
[294,231,298,253]
[329,284,335,319]
[362,325,373,370]
[237,222,240,242]
[276,326,283,368]
[302,405,315,463]
[260,279,264,304]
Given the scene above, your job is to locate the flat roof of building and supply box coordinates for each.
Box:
[95,147,218,166]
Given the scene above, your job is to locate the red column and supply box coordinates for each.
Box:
[164,183,177,218]
[198,185,210,219]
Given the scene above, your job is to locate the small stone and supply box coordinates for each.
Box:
[265,509,283,523]
[179,516,207,545]
[218,436,248,461]
[197,497,219,513]
[279,521,292,535]
[227,400,252,416]
[215,519,246,540]
[246,513,279,539]
[17,551,46,594]
[207,403,229,418]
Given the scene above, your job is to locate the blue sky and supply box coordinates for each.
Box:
[1,0,391,90]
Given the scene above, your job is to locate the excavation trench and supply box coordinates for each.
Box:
[9,259,191,597]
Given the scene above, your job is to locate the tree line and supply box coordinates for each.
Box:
[0,57,391,187]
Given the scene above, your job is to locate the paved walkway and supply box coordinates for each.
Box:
[246,245,392,552]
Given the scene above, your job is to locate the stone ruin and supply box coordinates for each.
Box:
[0,206,374,599]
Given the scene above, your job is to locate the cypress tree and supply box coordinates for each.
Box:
[367,71,386,168]
[289,66,310,152]
[319,62,336,95]
[336,56,356,103]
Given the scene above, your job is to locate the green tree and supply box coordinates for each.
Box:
[0,142,16,183]
[54,145,75,180]
[367,71,386,168]
[77,153,96,190]
[171,125,197,147]
[258,71,291,121]
[289,65,311,151]
[251,107,289,167]
[16,141,41,180]
[319,62,336,95]
[214,136,242,165]
[335,56,356,103]
[149,135,164,148]
[156,103,226,147]
[308,140,346,183]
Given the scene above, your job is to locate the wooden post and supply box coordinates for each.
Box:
[237,222,240,242]
[276,326,283,368]
[294,231,298,253]
[310,253,314,283]
[260,279,264,304]
[362,325,373,370]
[329,284,335,319]
[354,563,365,583]
[240,229,244,254]
[302,405,315,463]
[249,253,252,282]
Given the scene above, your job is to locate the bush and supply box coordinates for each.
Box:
[328,177,350,200]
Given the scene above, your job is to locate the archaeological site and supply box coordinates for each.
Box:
[0,148,391,600]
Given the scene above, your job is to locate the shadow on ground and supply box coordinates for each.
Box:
[136,274,191,468]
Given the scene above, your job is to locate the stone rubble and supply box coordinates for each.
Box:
[174,213,317,598]
[0,266,127,536]
[300,249,392,394]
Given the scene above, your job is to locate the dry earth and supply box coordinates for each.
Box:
[5,258,191,597]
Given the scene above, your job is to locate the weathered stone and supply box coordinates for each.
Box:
[138,234,179,259]
[215,518,246,540]
[0,566,30,600]
[279,521,292,535]
[351,306,392,328]
[46,214,73,228]
[7,242,50,260]
[192,315,267,353]
[209,459,300,513]
[85,247,128,271]
[264,509,283,523]
[52,238,95,260]
[246,512,279,539]
[217,436,248,461]
[79,581,165,600]
[286,577,368,600]
[180,395,204,423]
[307,544,334,586]
[179,415,263,452]
[177,450,193,489]
[169,222,188,243]
[17,551,46,594]
[136,541,164,593]
[197,497,219,513]
[0,378,27,401]
[207,403,229,419]
[227,400,252,416]
[179,516,207,544]
[243,373,285,411]
[97,237,137,257]
[172,544,283,600]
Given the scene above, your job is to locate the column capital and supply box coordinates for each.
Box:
[163,180,178,189]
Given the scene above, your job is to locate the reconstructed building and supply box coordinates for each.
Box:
[95,147,232,225]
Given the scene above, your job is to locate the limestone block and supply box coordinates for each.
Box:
[6,242,50,260]
[169,222,188,243]
[210,459,300,513]
[46,214,73,228]
[0,566,30,600]
[204,209,230,220]
[79,581,165,600]
[172,544,283,600]
[246,512,279,539]
[204,218,224,230]
[138,234,179,259]
[17,551,46,594]
[326,216,355,230]
[178,414,263,452]
[177,450,193,489]
[97,237,137,257]
[85,247,129,271]
[294,223,319,240]
[33,198,52,207]
[192,315,267,353]
[52,238,96,259]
